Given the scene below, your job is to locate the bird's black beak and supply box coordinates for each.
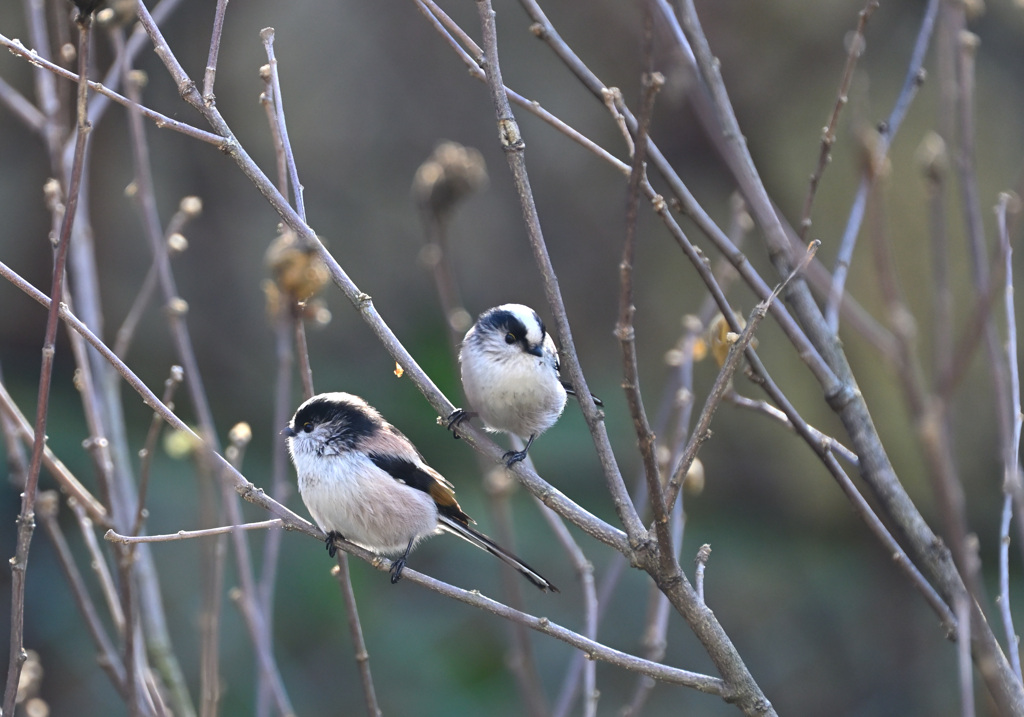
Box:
[526,344,544,358]
[281,426,296,438]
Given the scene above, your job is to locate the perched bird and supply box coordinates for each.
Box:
[449,303,600,467]
[284,392,556,591]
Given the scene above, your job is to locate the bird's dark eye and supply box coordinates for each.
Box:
[302,422,314,433]
[504,332,516,344]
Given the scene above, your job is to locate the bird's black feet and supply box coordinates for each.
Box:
[501,449,528,468]
[445,408,477,439]
[389,556,407,584]
[501,434,536,468]
[325,531,344,558]
[389,537,416,584]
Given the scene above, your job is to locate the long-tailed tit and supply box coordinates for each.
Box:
[448,303,600,467]
[285,392,556,592]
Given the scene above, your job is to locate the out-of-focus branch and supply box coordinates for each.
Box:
[3,16,93,712]
[796,0,878,243]
[0,381,109,524]
[823,0,938,330]
[332,556,382,717]
[997,192,1023,681]
[37,492,127,695]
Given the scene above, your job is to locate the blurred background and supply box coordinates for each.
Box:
[1,0,1024,714]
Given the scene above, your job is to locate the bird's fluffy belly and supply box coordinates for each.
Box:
[464,357,566,437]
[297,453,439,554]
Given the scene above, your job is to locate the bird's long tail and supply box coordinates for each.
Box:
[438,515,557,592]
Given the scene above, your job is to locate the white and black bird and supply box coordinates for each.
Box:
[284,392,556,591]
[448,303,601,467]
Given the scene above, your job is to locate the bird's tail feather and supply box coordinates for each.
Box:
[438,515,557,592]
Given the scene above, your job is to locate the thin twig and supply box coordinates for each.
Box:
[473,0,645,543]
[332,557,382,717]
[202,0,231,104]
[134,367,184,536]
[535,491,597,716]
[797,0,878,242]
[3,15,93,712]
[255,315,296,717]
[866,150,980,606]
[36,492,128,695]
[824,0,938,330]
[400,565,726,694]
[666,242,820,513]
[622,479,687,717]
[483,456,550,717]
[725,392,859,468]
[0,380,110,524]
[261,28,305,221]
[619,6,672,573]
[695,545,711,605]
[0,74,47,133]
[997,192,1023,681]
[0,33,227,147]
[114,196,202,359]
[107,520,285,544]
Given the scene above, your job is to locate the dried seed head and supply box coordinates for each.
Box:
[264,228,329,306]
[412,141,488,220]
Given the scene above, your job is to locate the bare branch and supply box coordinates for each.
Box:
[3,17,94,711]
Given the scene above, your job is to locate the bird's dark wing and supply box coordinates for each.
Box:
[368,453,473,525]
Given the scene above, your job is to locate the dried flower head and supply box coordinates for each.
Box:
[412,141,488,220]
[264,228,329,305]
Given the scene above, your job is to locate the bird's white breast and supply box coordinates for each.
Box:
[293,450,439,555]
[462,349,567,439]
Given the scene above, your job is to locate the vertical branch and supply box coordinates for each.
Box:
[919,133,954,388]
[473,0,645,541]
[797,0,877,242]
[2,13,93,714]
[332,557,382,717]
[997,192,1023,682]
[261,28,305,221]
[202,0,230,105]
[134,367,184,536]
[483,459,550,717]
[37,492,127,694]
[618,3,672,568]
[823,0,938,330]
[952,29,1015,498]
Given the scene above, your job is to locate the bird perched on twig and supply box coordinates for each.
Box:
[285,392,556,592]
[448,303,601,467]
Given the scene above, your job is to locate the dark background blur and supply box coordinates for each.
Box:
[2,0,1024,714]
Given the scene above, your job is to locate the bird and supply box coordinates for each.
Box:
[448,303,600,467]
[284,392,556,591]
